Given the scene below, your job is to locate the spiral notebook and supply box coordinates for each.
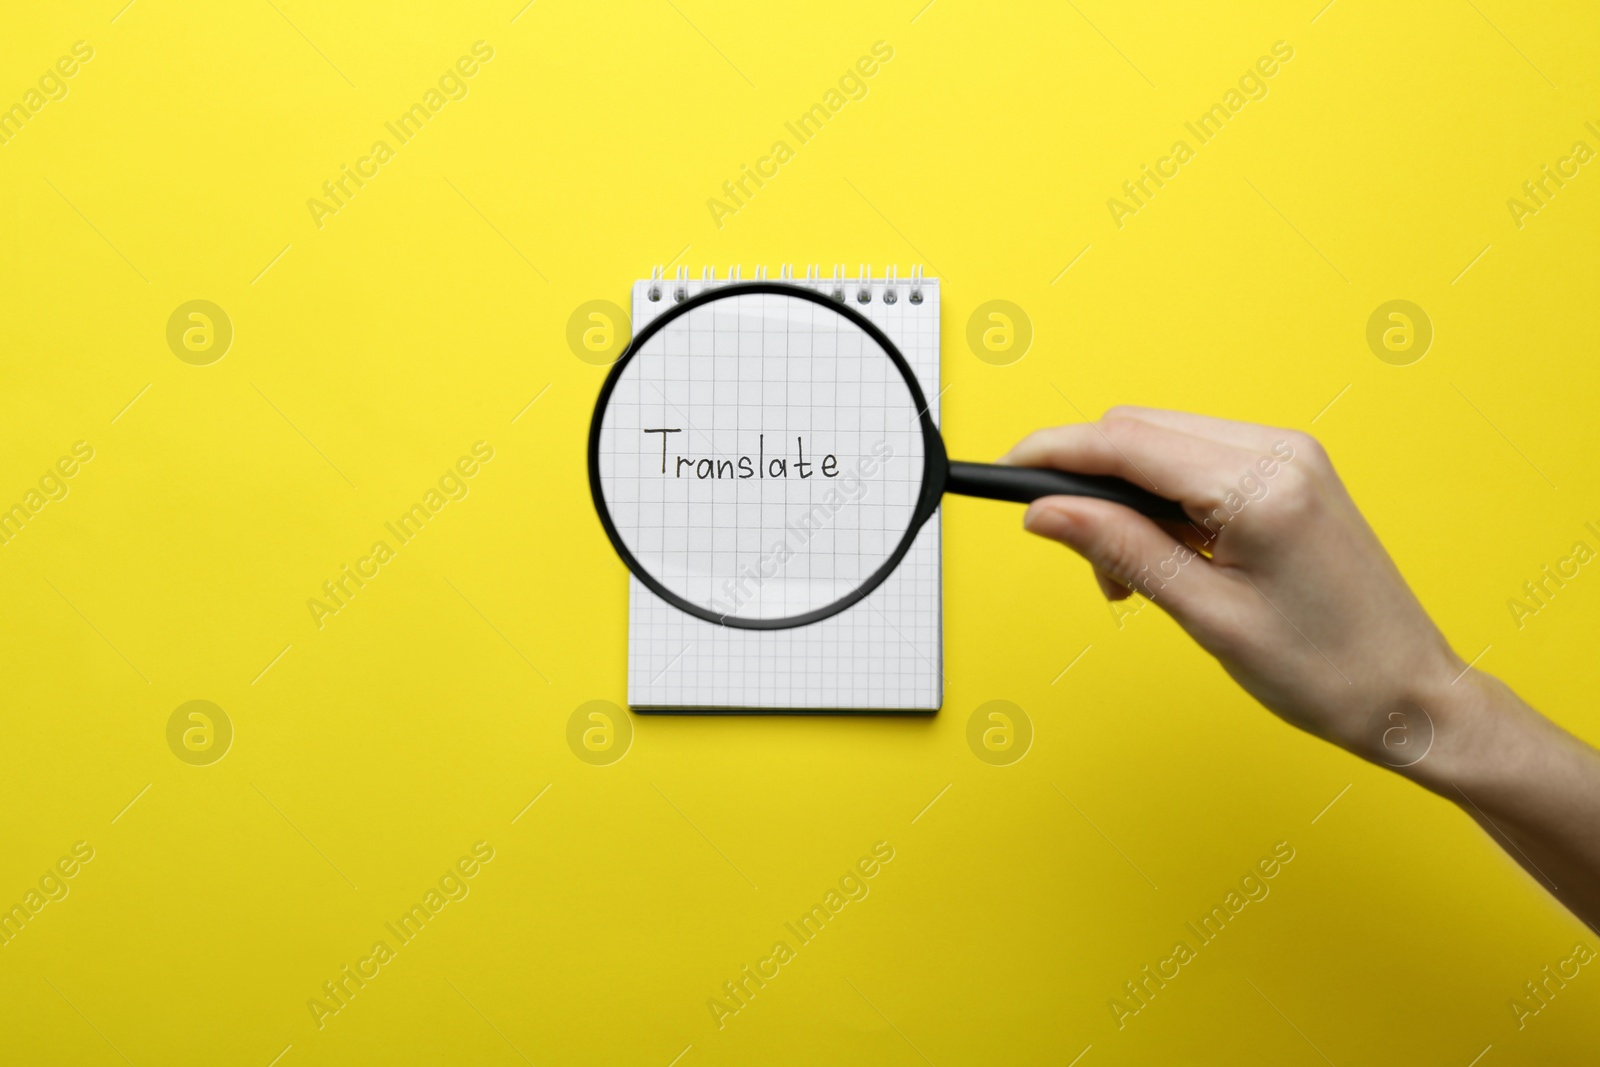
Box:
[626,266,943,711]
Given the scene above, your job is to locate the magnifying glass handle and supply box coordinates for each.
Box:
[946,461,1188,522]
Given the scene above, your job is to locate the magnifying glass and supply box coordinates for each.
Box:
[587,282,1184,630]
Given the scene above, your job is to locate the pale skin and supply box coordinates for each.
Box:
[1004,407,1600,931]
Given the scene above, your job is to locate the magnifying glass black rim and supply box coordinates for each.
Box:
[587,281,948,631]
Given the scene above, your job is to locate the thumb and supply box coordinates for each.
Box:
[1023,496,1222,619]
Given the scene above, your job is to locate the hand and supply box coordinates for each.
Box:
[1005,407,1600,930]
[1004,407,1459,761]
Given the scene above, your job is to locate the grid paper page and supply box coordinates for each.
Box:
[626,276,942,710]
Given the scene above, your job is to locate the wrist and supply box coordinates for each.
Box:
[1388,667,1528,798]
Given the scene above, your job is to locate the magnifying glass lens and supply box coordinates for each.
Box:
[595,291,926,621]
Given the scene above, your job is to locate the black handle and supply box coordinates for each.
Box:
[946,461,1188,522]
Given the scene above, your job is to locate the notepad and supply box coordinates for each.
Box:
[626,268,942,711]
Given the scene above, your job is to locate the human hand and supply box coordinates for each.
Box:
[1007,407,1600,930]
[1003,407,1464,767]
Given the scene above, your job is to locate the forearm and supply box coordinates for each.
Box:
[1400,669,1600,931]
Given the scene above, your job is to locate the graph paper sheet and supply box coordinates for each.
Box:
[626,275,942,710]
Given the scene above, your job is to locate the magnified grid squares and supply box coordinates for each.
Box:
[599,291,925,621]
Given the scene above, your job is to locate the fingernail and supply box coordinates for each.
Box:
[1023,502,1073,538]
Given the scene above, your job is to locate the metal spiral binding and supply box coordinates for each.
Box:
[642,264,930,303]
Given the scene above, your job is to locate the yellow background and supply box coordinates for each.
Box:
[3,0,1599,1063]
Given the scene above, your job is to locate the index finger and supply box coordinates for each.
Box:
[1100,406,1289,451]
[1001,415,1258,509]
